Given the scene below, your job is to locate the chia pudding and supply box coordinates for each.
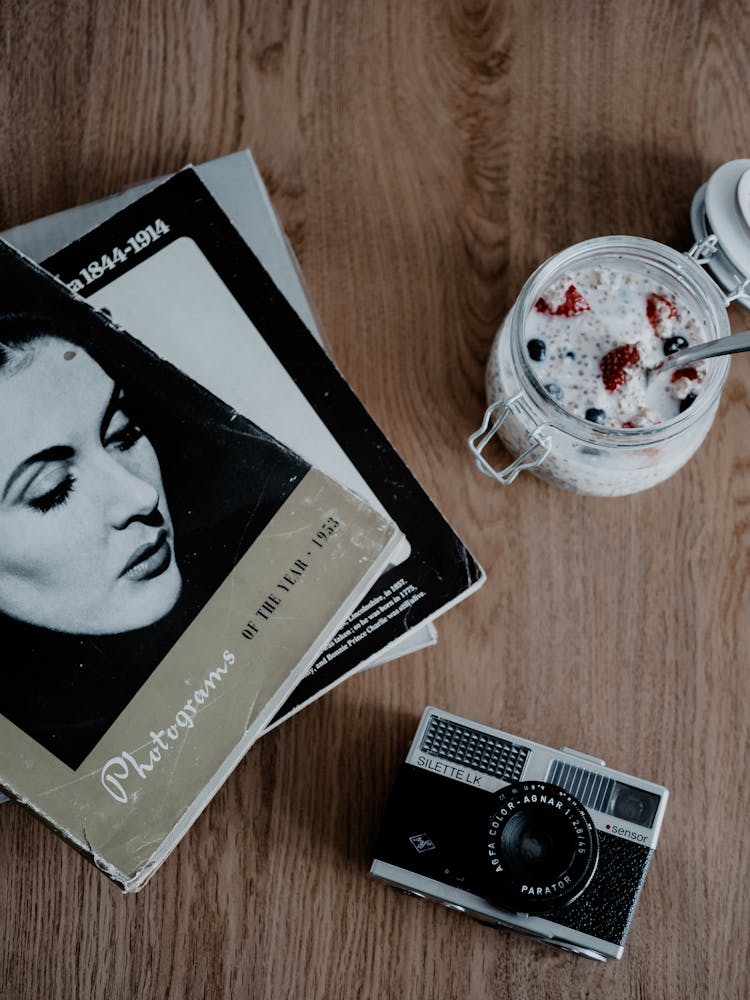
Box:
[525,264,708,426]
[481,237,730,496]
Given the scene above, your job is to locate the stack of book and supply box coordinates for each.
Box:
[0,152,484,890]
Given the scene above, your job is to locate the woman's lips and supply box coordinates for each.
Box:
[121,530,172,581]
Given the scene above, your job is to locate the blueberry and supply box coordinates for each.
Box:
[527,338,546,361]
[663,335,689,356]
[544,383,564,403]
[566,350,576,360]
[585,407,606,424]
[679,392,697,413]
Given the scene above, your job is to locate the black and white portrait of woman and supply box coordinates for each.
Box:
[0,322,183,636]
[0,244,309,769]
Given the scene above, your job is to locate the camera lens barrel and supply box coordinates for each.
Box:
[483,780,599,914]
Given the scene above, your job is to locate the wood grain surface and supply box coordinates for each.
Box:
[1,1,749,997]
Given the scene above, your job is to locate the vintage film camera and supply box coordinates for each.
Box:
[371,708,668,961]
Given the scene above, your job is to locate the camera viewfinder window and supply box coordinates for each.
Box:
[548,759,660,829]
[607,781,660,828]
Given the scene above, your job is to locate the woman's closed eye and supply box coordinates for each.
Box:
[27,472,76,513]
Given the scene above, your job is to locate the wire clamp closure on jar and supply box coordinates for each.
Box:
[724,275,750,305]
[687,235,719,265]
[687,236,750,305]
[468,393,552,485]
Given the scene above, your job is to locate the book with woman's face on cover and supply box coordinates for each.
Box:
[0,238,402,890]
[33,163,484,727]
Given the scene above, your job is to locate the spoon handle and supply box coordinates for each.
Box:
[660,329,750,374]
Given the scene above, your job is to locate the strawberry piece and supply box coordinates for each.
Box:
[600,344,641,392]
[534,284,591,317]
[670,366,699,383]
[621,421,636,428]
[646,293,679,335]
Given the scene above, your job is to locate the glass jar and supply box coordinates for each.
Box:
[469,236,731,497]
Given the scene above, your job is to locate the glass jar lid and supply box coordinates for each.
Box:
[690,158,750,310]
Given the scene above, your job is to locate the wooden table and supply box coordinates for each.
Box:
[1,2,748,997]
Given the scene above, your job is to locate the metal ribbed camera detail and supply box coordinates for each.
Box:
[371,708,668,962]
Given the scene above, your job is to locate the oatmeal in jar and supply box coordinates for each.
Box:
[476,237,731,496]
[525,264,708,427]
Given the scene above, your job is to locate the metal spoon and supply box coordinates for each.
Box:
[648,329,750,383]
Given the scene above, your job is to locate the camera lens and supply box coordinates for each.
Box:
[482,781,598,914]
[501,809,580,882]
